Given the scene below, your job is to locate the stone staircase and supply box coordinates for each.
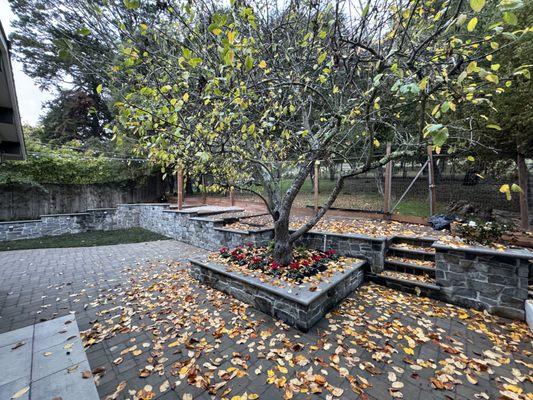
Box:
[368,236,442,297]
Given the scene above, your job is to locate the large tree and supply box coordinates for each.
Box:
[110,0,527,264]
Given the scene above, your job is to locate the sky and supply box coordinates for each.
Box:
[1,0,53,125]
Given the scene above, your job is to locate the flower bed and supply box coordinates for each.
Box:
[209,243,351,287]
[190,250,366,331]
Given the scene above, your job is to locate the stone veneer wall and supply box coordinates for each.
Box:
[0,209,119,241]
[434,243,531,320]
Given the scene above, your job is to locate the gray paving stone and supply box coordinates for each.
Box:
[0,375,30,400]
[32,335,86,381]
[0,338,32,386]
[31,359,99,400]
[0,325,33,349]
[33,314,78,352]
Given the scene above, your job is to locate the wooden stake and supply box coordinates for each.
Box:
[427,145,437,216]
[176,168,183,210]
[201,175,207,205]
[314,161,320,212]
[229,186,235,206]
[383,142,393,214]
[517,153,529,231]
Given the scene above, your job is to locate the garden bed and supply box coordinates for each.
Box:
[190,246,365,331]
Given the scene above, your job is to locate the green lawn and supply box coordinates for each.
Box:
[0,228,168,251]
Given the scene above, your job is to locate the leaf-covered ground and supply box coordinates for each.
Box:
[0,241,530,400]
[80,260,532,400]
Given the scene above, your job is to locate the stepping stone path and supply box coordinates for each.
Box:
[0,315,98,400]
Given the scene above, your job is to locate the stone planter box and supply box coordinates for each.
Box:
[189,257,366,331]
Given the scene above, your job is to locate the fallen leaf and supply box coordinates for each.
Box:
[11,387,29,399]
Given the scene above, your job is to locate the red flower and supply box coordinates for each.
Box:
[251,256,262,264]
[219,246,229,254]
[301,260,310,267]
[270,261,280,270]
[312,254,323,262]
[246,242,254,247]
[325,249,336,256]
[289,262,300,270]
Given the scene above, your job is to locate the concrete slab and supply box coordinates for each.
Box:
[31,359,99,400]
[0,339,32,386]
[0,376,30,400]
[0,325,33,349]
[0,315,98,400]
[33,314,78,352]
[32,336,86,381]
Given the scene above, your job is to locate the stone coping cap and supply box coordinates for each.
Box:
[41,212,91,217]
[118,203,170,206]
[189,257,365,306]
[173,206,245,215]
[305,230,388,242]
[87,208,117,211]
[0,219,41,225]
[214,226,251,234]
[433,242,533,260]
[391,234,438,242]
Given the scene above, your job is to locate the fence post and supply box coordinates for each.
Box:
[176,167,183,210]
[427,145,437,216]
[201,175,207,205]
[314,161,320,212]
[229,186,235,206]
[517,153,529,230]
[383,142,392,214]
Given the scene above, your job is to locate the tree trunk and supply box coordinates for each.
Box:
[273,212,293,265]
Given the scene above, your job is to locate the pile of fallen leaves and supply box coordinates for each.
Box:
[80,261,532,400]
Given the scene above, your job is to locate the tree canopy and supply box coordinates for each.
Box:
[105,0,529,262]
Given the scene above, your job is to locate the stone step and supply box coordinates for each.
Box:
[391,235,436,248]
[367,272,441,298]
[384,259,436,276]
[387,245,436,262]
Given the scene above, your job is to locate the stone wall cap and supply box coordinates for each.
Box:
[433,242,533,260]
[295,229,387,242]
[213,227,251,234]
[189,257,365,306]
[87,208,117,211]
[41,212,91,217]
[0,219,41,225]
[117,203,170,206]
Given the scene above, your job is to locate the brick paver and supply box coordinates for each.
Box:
[0,240,531,400]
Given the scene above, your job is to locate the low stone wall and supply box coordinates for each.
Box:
[1,202,531,322]
[0,209,119,241]
[190,257,365,331]
[295,231,387,273]
[434,243,531,320]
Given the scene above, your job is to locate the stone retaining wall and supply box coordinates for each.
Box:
[434,243,531,320]
[1,202,531,321]
[0,209,118,241]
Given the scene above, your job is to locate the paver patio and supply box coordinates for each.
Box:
[0,240,531,399]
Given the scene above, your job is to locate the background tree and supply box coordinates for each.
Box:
[109,0,527,263]
[7,0,165,142]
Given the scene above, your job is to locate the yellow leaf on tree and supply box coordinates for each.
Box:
[500,184,512,201]
[467,17,478,32]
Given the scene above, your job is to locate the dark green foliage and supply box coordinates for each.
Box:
[0,127,153,187]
